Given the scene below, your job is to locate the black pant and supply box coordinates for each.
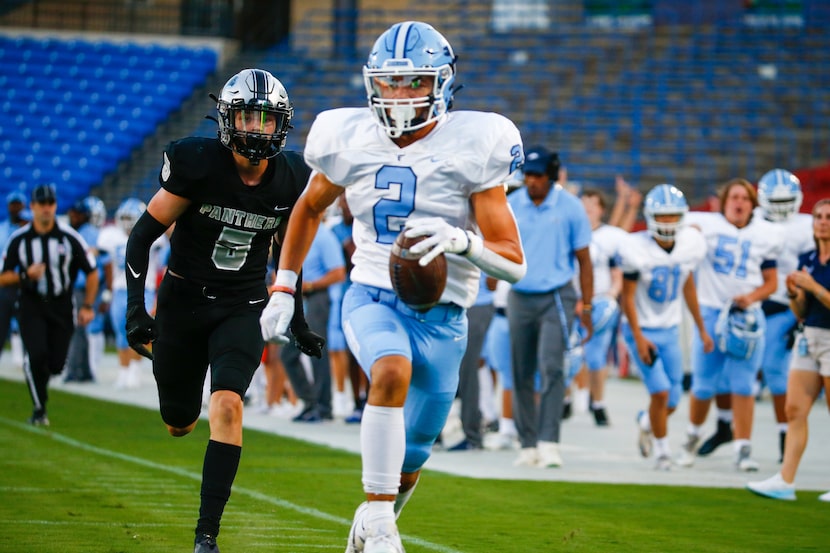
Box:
[0,287,18,354]
[18,293,74,414]
[64,288,92,380]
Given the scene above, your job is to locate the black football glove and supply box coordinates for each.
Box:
[291,322,326,359]
[126,304,158,361]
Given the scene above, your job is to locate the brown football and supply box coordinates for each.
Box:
[389,232,448,312]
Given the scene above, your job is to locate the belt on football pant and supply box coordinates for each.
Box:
[359,284,464,323]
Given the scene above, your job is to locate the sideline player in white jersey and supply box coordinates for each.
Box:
[573,188,628,425]
[619,184,711,470]
[258,21,527,553]
[97,198,166,389]
[755,169,813,461]
[680,179,781,471]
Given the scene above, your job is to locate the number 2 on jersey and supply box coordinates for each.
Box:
[373,166,416,244]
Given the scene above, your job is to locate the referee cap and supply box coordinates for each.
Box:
[32,184,57,204]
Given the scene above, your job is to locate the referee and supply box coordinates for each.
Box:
[0,184,98,426]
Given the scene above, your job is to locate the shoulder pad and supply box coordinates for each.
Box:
[165,137,223,182]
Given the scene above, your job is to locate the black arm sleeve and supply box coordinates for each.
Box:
[270,236,308,331]
[125,211,168,309]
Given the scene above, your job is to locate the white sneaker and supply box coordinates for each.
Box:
[126,364,141,389]
[333,391,353,418]
[736,444,760,472]
[676,432,700,467]
[485,432,518,451]
[746,473,795,501]
[818,491,830,502]
[513,447,539,467]
[363,520,404,553]
[636,410,652,458]
[654,455,672,471]
[345,501,369,553]
[537,441,563,468]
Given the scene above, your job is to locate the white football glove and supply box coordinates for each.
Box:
[404,217,470,266]
[259,292,294,345]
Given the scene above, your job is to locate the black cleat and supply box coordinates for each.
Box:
[28,411,49,427]
[194,533,219,553]
[697,419,733,456]
[592,407,610,427]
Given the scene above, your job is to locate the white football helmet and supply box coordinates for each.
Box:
[714,304,764,360]
[364,21,457,138]
[217,68,292,163]
[643,184,688,241]
[757,168,802,222]
[84,196,107,228]
[115,198,146,234]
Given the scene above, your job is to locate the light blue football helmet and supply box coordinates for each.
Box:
[83,196,106,228]
[714,304,763,360]
[643,184,688,241]
[115,197,146,234]
[363,21,457,138]
[591,296,620,335]
[758,169,802,222]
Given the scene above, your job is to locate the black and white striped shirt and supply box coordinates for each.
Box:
[1,221,96,300]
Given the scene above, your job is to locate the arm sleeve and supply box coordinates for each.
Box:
[125,211,169,308]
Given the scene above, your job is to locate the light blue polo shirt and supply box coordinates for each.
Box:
[508,184,592,293]
[303,223,346,300]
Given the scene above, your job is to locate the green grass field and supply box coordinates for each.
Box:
[0,377,826,553]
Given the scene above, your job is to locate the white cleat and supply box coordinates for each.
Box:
[654,455,672,472]
[636,410,652,458]
[676,432,700,467]
[364,521,404,553]
[736,444,760,472]
[345,502,369,553]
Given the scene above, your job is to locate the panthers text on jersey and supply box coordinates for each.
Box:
[685,211,783,309]
[304,108,523,308]
[159,137,311,290]
[619,226,707,328]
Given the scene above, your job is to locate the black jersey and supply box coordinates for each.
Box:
[160,137,310,290]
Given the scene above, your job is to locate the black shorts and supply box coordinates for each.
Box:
[153,274,268,428]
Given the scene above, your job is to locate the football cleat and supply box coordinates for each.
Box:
[746,473,795,501]
[27,413,49,427]
[363,520,405,553]
[698,419,733,456]
[194,533,219,553]
[345,501,369,553]
[655,455,672,472]
[818,491,830,502]
[636,411,652,458]
[592,406,610,427]
[676,432,700,467]
[736,444,760,472]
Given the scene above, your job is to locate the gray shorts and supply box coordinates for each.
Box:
[790,326,830,377]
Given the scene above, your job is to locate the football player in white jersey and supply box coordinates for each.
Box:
[98,198,166,389]
[619,185,711,470]
[755,169,813,461]
[680,179,782,471]
[259,21,526,553]
[572,188,627,425]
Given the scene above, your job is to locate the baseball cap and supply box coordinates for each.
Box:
[32,184,57,204]
[523,146,553,176]
[6,191,25,204]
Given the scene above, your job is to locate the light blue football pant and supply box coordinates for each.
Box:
[621,324,684,408]
[342,283,467,473]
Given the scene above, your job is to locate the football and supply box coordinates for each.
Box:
[389,232,448,312]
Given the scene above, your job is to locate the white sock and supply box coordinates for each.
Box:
[777,423,788,433]
[366,500,395,526]
[87,332,105,377]
[591,400,605,410]
[734,438,751,453]
[654,437,670,457]
[478,365,497,422]
[500,417,517,436]
[717,408,733,423]
[687,423,702,437]
[394,476,418,519]
[361,405,405,497]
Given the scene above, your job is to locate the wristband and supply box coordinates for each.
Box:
[274,269,298,294]
[582,304,592,311]
[82,303,94,310]
[270,285,295,296]
[787,291,797,299]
